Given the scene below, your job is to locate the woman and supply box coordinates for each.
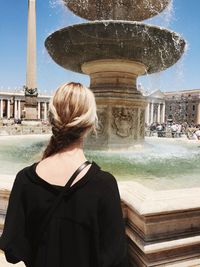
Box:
[0,82,129,267]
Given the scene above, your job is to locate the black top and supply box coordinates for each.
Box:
[0,160,129,267]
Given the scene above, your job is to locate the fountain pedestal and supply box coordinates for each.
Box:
[82,59,147,150]
[24,95,38,121]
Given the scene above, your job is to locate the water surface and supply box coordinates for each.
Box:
[0,135,200,190]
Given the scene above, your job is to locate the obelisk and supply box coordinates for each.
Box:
[24,0,38,120]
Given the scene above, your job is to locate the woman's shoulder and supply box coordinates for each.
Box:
[95,169,122,213]
[97,169,117,182]
[13,162,37,186]
[94,168,119,192]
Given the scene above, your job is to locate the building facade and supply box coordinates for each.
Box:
[143,88,200,125]
[144,90,166,125]
[164,89,200,125]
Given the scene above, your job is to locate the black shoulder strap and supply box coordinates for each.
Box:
[33,160,91,250]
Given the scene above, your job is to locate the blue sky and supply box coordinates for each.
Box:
[0,0,200,94]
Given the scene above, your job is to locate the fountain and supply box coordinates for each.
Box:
[3,1,200,266]
[45,0,185,150]
[42,1,198,266]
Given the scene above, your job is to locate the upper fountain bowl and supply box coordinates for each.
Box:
[63,0,171,21]
[45,21,186,75]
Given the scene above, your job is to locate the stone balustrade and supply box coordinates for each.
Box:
[0,125,51,136]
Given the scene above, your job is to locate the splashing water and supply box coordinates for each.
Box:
[147,0,174,28]
[49,0,64,10]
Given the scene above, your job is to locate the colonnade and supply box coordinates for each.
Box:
[14,99,21,119]
[0,97,49,120]
[0,98,12,119]
[145,102,165,125]
[37,101,48,120]
[197,102,200,125]
[0,99,3,119]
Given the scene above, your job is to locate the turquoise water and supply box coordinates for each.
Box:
[0,135,200,190]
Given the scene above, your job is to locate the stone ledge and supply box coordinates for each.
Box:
[0,253,25,266]
[118,181,200,266]
[118,181,200,215]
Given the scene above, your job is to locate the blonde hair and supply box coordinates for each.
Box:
[42,82,98,159]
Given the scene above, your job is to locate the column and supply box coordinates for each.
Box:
[145,103,150,125]
[18,100,21,119]
[150,103,154,124]
[0,99,3,118]
[7,99,10,119]
[38,102,41,119]
[26,0,37,90]
[14,100,18,119]
[161,103,166,123]
[44,102,47,120]
[157,103,161,123]
[196,102,200,125]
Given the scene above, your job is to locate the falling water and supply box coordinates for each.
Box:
[147,0,174,28]
[139,0,186,92]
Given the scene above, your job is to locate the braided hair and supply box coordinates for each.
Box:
[42,82,98,159]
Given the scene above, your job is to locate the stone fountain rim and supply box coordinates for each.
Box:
[118,181,200,215]
[48,20,185,40]
[45,20,186,74]
[64,0,171,22]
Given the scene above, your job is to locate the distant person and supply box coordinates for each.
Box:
[190,132,198,140]
[162,123,166,137]
[176,124,182,138]
[150,123,156,136]
[171,123,177,138]
[195,128,200,140]
[0,82,129,267]
[156,124,163,137]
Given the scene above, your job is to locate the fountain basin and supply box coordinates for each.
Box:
[64,0,171,21]
[45,21,186,74]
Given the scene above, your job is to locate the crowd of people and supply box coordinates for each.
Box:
[146,122,200,140]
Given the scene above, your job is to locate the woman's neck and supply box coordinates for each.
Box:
[50,139,87,162]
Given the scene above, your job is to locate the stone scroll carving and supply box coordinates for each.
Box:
[89,108,107,140]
